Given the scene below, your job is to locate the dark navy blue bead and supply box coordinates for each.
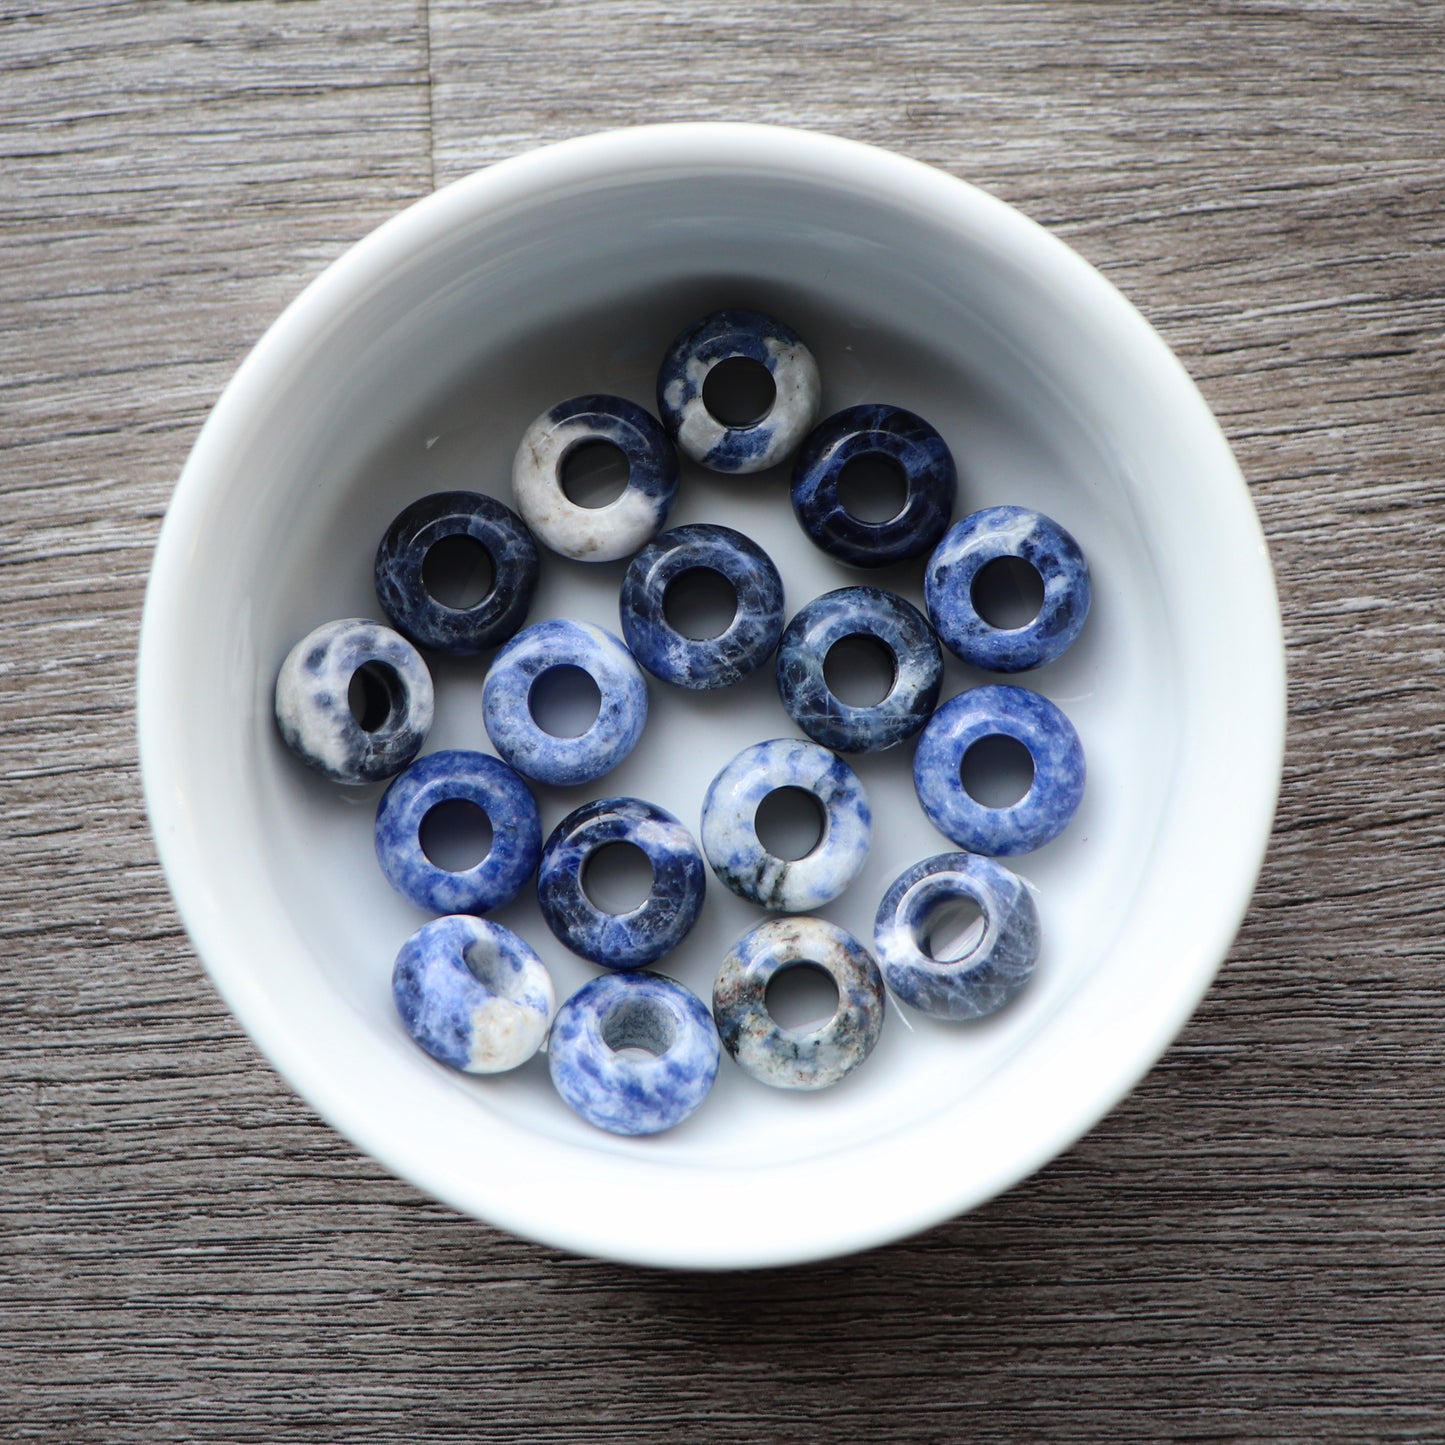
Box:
[775,586,942,753]
[619,523,785,690]
[374,490,539,654]
[791,404,956,568]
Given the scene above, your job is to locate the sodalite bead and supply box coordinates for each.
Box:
[512,394,679,563]
[913,685,1085,856]
[656,309,821,474]
[791,404,956,568]
[925,505,1091,672]
[874,853,1040,1021]
[274,617,433,785]
[775,586,942,753]
[713,916,886,1091]
[374,490,539,654]
[482,619,648,787]
[537,797,706,969]
[619,523,785,689]
[375,750,542,914]
[700,738,872,913]
[548,971,721,1136]
[392,914,555,1074]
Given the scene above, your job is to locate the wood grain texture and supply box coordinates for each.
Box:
[3,1,1444,1439]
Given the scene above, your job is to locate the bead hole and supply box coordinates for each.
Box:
[918,896,986,962]
[702,356,776,427]
[960,734,1035,809]
[529,665,602,739]
[560,439,631,509]
[836,453,908,524]
[602,998,675,1059]
[823,633,897,708]
[754,786,826,862]
[581,841,655,915]
[419,799,494,872]
[463,938,528,1000]
[662,567,738,640]
[972,556,1045,630]
[421,533,495,610]
[765,963,840,1031]
[347,661,401,733]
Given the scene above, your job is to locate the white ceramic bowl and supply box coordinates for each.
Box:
[138,124,1285,1269]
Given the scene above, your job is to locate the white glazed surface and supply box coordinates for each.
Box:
[137,124,1285,1269]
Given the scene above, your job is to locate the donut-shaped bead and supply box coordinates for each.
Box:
[925,506,1091,671]
[791,404,956,568]
[482,619,648,787]
[656,309,821,474]
[700,738,871,913]
[548,972,720,1136]
[392,915,555,1074]
[874,853,1040,1020]
[619,523,785,689]
[374,490,539,654]
[913,685,1085,856]
[375,750,542,914]
[713,916,886,1091]
[775,586,942,753]
[512,394,679,563]
[537,797,707,969]
[274,618,433,784]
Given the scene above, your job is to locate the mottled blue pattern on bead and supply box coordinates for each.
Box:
[925,505,1091,672]
[482,619,648,787]
[875,852,1040,1021]
[791,403,956,568]
[700,738,872,913]
[274,617,433,784]
[619,523,785,689]
[775,586,942,753]
[913,685,1085,856]
[375,749,542,914]
[374,490,539,654]
[547,971,720,1136]
[537,797,706,969]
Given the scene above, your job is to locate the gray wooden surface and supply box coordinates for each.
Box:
[4,1,1443,1439]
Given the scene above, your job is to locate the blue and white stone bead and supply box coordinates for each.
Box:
[700,738,872,912]
[775,586,943,753]
[392,914,555,1074]
[547,971,721,1136]
[874,853,1040,1021]
[913,685,1085,856]
[482,619,648,788]
[375,749,542,914]
[374,490,539,654]
[619,523,785,689]
[512,394,679,563]
[791,404,956,568]
[713,916,886,1091]
[274,617,433,784]
[537,797,706,969]
[925,505,1091,671]
[656,309,821,474]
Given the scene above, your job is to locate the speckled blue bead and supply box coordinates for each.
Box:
[512,394,679,563]
[537,797,706,969]
[482,619,648,788]
[925,506,1091,671]
[375,749,542,914]
[791,404,956,568]
[619,523,785,689]
[713,916,886,1091]
[700,738,872,913]
[913,686,1085,856]
[374,490,539,654]
[775,586,942,753]
[874,853,1040,1020]
[547,971,721,1136]
[274,618,434,784]
[656,309,821,474]
[392,914,555,1073]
